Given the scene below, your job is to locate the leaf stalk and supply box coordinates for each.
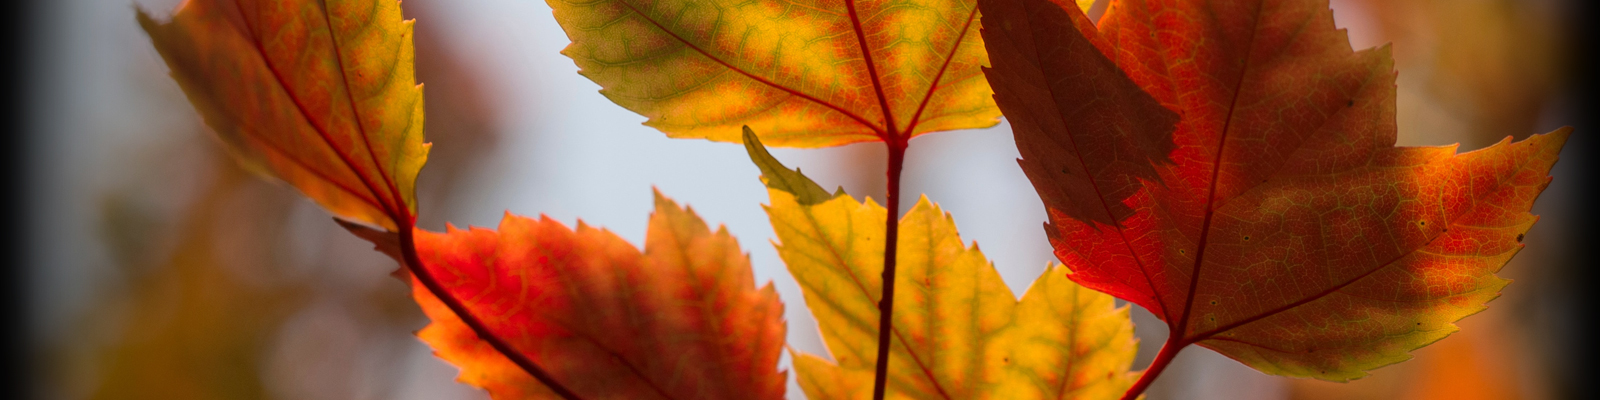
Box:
[872,138,909,400]
[1122,334,1186,400]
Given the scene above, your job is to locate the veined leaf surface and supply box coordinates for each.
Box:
[994,265,1139,400]
[140,0,429,231]
[748,133,1136,399]
[980,0,1572,379]
[550,0,1005,146]
[410,192,787,399]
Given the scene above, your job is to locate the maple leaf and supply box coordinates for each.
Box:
[994,265,1140,400]
[746,131,1137,399]
[404,191,787,399]
[980,0,1573,386]
[549,0,1001,147]
[139,0,429,231]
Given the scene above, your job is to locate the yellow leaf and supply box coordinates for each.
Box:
[749,133,1137,399]
[772,191,1011,399]
[550,0,1001,147]
[795,352,876,400]
[994,265,1139,400]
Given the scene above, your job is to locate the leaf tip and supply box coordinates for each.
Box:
[742,126,835,205]
[651,185,669,204]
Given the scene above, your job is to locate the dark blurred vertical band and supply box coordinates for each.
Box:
[1560,1,1598,399]
[2,0,32,398]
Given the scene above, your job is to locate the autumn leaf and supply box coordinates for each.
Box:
[747,131,1136,399]
[981,0,1573,382]
[549,0,1002,147]
[993,265,1140,400]
[139,0,429,231]
[405,191,787,399]
[781,194,1012,399]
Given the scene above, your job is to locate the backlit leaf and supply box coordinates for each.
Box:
[409,191,787,399]
[140,0,429,231]
[981,0,1573,380]
[749,133,1137,399]
[993,265,1139,400]
[780,194,1013,399]
[794,352,876,400]
[549,0,1005,147]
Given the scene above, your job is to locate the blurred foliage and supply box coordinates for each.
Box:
[66,147,439,399]
[83,163,307,400]
[1345,0,1567,145]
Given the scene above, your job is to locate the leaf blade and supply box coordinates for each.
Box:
[984,0,1574,380]
[977,0,1179,319]
[749,135,1137,399]
[139,0,428,230]
[410,193,788,399]
[1190,128,1569,379]
[550,0,1000,146]
[994,265,1139,400]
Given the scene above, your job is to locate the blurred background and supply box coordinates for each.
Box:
[7,0,1593,399]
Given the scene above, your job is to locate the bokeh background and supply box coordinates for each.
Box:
[11,0,1595,399]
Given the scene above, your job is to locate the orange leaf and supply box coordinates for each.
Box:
[981,0,1572,380]
[139,0,429,231]
[549,0,1001,147]
[410,191,787,399]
